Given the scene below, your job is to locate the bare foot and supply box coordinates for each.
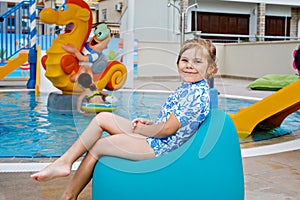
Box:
[30,160,71,182]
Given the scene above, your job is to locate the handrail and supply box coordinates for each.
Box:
[0,1,56,63]
[0,1,30,62]
[0,1,29,18]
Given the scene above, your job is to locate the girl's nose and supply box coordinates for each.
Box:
[186,61,194,68]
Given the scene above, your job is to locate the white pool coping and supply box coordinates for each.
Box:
[241,138,300,157]
[1,138,300,172]
[0,161,81,173]
[0,88,34,92]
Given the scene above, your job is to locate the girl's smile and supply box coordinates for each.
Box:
[177,47,210,83]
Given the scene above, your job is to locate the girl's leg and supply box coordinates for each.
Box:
[31,112,133,182]
[60,133,155,200]
[59,152,98,200]
[85,67,94,82]
[70,65,88,82]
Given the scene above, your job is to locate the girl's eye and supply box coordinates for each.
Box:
[181,59,188,62]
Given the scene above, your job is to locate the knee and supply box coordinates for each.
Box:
[89,138,109,158]
[95,112,112,120]
[94,112,113,126]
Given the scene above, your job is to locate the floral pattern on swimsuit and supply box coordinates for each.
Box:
[146,79,210,157]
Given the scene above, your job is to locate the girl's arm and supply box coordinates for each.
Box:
[77,92,88,114]
[62,44,89,62]
[98,90,108,97]
[132,113,180,138]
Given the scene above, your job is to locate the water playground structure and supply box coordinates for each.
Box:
[1,0,300,199]
[39,0,126,95]
[38,0,126,112]
[0,0,127,113]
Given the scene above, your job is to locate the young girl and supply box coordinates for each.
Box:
[31,38,218,200]
[76,73,108,115]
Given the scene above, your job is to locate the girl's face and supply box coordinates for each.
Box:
[177,47,210,83]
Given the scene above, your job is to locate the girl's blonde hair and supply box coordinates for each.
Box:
[177,38,218,79]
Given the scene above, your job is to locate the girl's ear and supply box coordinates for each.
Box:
[206,65,218,79]
[212,66,218,74]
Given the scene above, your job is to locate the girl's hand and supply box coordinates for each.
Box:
[78,109,91,117]
[131,118,153,130]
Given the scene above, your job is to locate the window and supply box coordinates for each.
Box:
[102,9,107,21]
[191,12,250,41]
[265,16,291,40]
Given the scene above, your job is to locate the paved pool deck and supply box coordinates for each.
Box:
[0,76,300,200]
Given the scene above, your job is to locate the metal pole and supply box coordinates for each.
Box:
[168,2,198,45]
[167,1,182,45]
[26,0,37,89]
[182,3,198,44]
[181,12,185,45]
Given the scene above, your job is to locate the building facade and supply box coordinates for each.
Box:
[120,0,300,43]
[2,0,300,42]
[188,0,300,42]
[97,0,123,38]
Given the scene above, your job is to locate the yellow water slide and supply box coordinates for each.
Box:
[229,79,300,138]
[0,52,28,80]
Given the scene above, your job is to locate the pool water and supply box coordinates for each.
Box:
[0,91,299,158]
[0,92,87,157]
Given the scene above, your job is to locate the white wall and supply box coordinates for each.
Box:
[196,0,255,14]
[137,40,299,78]
[216,41,298,78]
[137,41,180,77]
[266,5,291,16]
[121,0,180,43]
[133,0,179,42]
[39,50,60,93]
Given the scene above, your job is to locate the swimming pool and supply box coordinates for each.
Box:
[0,91,299,158]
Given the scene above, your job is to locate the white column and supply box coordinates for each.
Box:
[122,0,135,88]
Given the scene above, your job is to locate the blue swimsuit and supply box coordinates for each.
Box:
[146,80,210,157]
